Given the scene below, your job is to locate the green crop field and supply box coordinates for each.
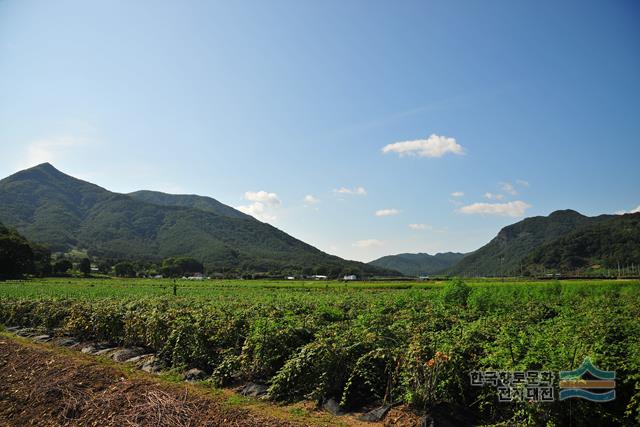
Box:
[1,278,639,425]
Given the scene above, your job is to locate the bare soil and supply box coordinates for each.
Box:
[0,335,424,427]
[0,336,303,427]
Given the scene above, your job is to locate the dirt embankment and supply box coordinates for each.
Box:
[0,335,425,427]
[0,337,303,427]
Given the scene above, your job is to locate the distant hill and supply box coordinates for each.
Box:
[129,190,250,220]
[447,209,639,276]
[0,163,396,276]
[369,252,465,276]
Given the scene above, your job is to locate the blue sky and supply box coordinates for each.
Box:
[1,0,639,262]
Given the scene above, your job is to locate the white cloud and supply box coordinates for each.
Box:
[303,194,320,205]
[236,202,277,222]
[236,190,280,222]
[448,199,464,207]
[352,239,383,248]
[408,223,432,230]
[615,205,640,215]
[484,192,504,200]
[500,182,518,196]
[333,186,367,196]
[244,190,280,205]
[451,191,464,197]
[375,208,400,217]
[516,179,530,187]
[20,135,88,169]
[382,134,464,158]
[457,200,532,217]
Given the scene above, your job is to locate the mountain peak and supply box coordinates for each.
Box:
[17,162,68,179]
[28,162,60,173]
[34,162,55,168]
[548,209,584,218]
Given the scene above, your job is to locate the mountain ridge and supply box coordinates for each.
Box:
[369,252,466,276]
[446,209,636,276]
[128,190,250,220]
[0,163,397,276]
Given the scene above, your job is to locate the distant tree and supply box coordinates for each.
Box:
[114,261,136,278]
[0,227,34,279]
[53,259,73,275]
[161,257,203,277]
[79,258,91,276]
[31,244,52,277]
[97,260,115,274]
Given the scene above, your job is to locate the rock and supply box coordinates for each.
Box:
[112,348,145,362]
[81,345,98,354]
[81,342,113,354]
[55,337,79,347]
[94,347,117,356]
[239,382,269,398]
[141,357,161,374]
[322,398,344,416]
[15,328,39,337]
[124,354,153,363]
[33,334,52,342]
[183,368,207,382]
[358,404,392,422]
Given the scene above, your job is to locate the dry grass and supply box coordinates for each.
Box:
[0,337,300,427]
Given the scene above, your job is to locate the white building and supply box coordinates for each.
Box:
[343,275,357,281]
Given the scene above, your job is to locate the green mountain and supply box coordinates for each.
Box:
[369,252,465,276]
[525,213,640,273]
[0,163,396,276]
[129,190,250,220]
[447,209,638,276]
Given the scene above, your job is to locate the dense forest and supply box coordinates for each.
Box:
[447,210,640,276]
[0,222,51,279]
[526,213,640,273]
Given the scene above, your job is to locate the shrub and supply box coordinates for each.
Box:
[442,279,471,307]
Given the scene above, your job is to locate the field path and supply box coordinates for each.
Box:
[0,335,399,427]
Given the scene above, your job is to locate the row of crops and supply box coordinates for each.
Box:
[1,279,639,425]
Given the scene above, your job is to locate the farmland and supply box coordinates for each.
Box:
[1,278,639,425]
